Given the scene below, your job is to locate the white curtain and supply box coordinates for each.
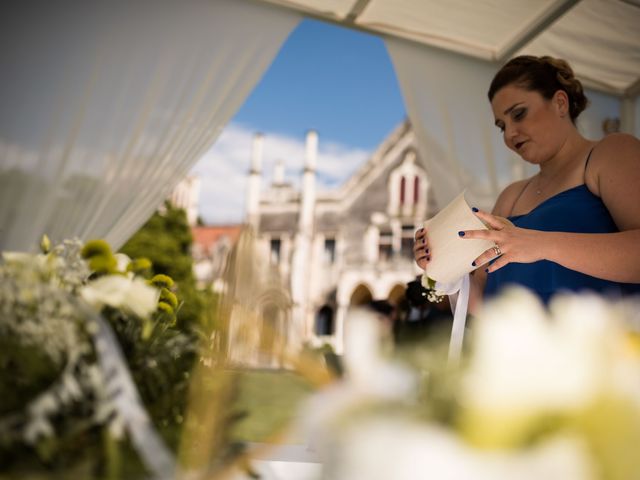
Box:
[0,0,300,252]
[386,34,635,213]
[385,38,534,212]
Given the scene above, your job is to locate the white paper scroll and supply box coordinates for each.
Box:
[424,192,495,284]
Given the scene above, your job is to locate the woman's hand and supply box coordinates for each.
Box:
[413,227,430,270]
[461,210,547,273]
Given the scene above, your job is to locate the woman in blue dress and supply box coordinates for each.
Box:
[414,55,640,310]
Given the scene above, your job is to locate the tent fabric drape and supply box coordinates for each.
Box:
[385,38,525,211]
[386,36,628,212]
[0,0,300,252]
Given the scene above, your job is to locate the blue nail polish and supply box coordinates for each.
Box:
[485,268,489,273]
[426,256,431,261]
[471,261,476,267]
[425,249,429,254]
[458,231,465,237]
[472,207,479,213]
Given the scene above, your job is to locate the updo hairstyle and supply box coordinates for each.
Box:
[488,55,588,123]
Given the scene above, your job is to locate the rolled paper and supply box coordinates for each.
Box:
[424,192,495,284]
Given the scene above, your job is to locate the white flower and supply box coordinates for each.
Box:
[80,275,159,318]
[114,253,132,274]
[328,418,594,480]
[300,308,417,454]
[463,288,604,416]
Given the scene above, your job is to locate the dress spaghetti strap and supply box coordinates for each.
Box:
[509,177,534,217]
[583,147,595,181]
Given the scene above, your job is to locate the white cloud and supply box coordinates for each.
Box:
[190,123,370,224]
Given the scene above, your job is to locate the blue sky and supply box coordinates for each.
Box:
[233,18,406,151]
[191,18,407,224]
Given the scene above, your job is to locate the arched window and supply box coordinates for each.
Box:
[388,150,428,218]
[315,305,334,336]
[350,284,373,306]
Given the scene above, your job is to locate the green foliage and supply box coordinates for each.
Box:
[0,238,201,478]
[120,203,208,328]
[106,307,197,451]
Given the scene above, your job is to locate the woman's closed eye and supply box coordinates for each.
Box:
[512,107,527,121]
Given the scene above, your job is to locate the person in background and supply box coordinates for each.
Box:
[414,55,640,310]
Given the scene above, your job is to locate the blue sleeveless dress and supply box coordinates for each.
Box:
[484,184,640,304]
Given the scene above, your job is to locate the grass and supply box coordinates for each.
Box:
[230,369,314,444]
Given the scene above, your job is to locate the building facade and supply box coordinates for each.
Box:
[248,121,439,353]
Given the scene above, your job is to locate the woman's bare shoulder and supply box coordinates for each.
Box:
[588,133,640,190]
[589,133,640,230]
[492,178,532,217]
[592,133,640,165]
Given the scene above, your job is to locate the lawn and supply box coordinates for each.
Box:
[230,369,314,444]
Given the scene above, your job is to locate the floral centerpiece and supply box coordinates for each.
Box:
[0,237,196,478]
[302,289,640,480]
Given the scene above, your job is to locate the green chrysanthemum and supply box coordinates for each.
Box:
[159,288,178,309]
[157,301,174,315]
[81,240,112,259]
[88,255,117,274]
[126,257,152,274]
[150,274,174,289]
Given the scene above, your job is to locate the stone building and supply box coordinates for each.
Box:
[248,121,439,353]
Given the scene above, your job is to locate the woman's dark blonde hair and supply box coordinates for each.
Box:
[488,55,588,123]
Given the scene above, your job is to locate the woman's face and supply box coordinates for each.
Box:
[491,84,567,165]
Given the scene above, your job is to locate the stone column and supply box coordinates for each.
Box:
[290,130,318,346]
[245,133,263,229]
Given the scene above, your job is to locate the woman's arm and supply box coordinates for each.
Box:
[468,179,530,313]
[467,134,640,283]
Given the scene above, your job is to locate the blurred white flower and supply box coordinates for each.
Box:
[300,288,640,479]
[463,289,601,416]
[301,308,417,454]
[328,418,594,480]
[343,308,416,400]
[114,253,132,274]
[80,275,158,318]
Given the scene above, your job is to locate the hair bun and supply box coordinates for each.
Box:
[489,55,589,122]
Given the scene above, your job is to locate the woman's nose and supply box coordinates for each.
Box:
[504,122,518,143]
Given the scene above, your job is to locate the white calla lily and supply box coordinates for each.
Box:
[80,275,158,318]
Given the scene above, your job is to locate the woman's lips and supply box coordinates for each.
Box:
[515,140,527,151]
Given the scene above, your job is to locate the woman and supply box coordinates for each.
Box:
[414,55,640,310]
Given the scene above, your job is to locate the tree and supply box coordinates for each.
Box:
[119,201,210,328]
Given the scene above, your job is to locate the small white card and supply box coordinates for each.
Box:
[423,192,495,284]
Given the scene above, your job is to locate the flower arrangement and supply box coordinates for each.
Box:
[420,274,446,303]
[302,289,640,480]
[0,237,196,477]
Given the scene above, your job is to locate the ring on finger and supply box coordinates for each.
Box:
[493,245,502,256]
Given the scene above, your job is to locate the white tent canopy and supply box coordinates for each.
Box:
[1,0,639,250]
[259,0,640,96]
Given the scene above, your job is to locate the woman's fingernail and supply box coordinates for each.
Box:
[472,207,479,212]
[422,239,426,244]
[425,249,429,254]
[485,268,489,273]
[426,256,431,262]
[471,261,476,266]
[458,231,465,237]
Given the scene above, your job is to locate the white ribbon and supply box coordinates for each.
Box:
[435,274,470,364]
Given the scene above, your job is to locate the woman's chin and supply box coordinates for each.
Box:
[519,152,540,165]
